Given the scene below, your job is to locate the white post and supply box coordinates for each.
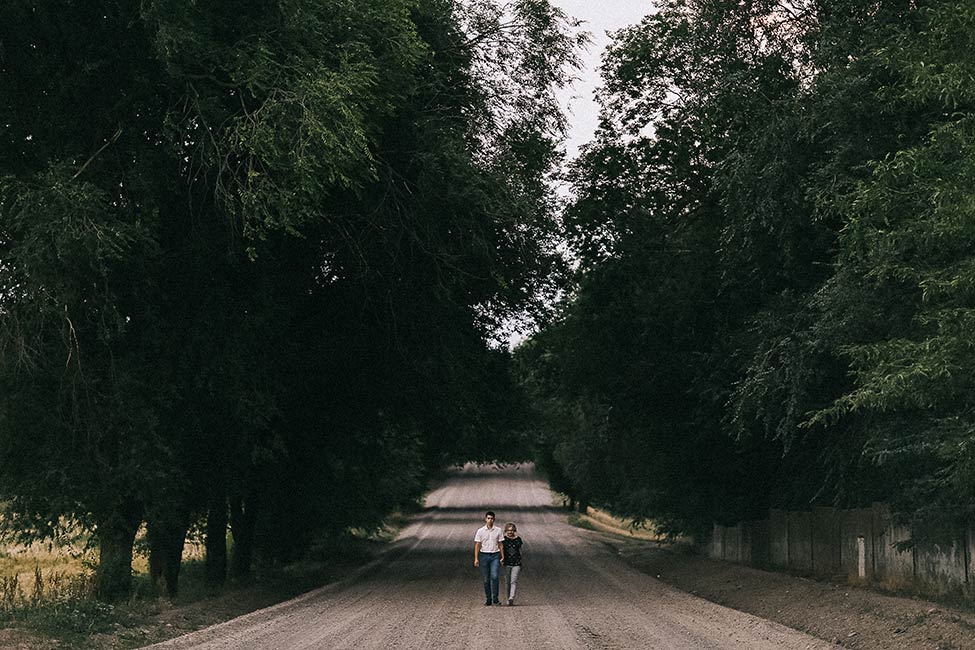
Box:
[857,536,866,579]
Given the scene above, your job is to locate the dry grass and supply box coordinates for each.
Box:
[0,566,95,609]
[579,507,666,541]
[0,524,209,611]
[0,521,398,649]
[575,507,669,541]
[550,490,685,543]
[0,537,93,610]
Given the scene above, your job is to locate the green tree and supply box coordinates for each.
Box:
[808,1,975,531]
[520,0,974,536]
[1,0,581,598]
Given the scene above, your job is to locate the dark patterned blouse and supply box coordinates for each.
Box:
[502,536,523,566]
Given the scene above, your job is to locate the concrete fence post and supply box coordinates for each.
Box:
[857,536,866,580]
[715,506,975,599]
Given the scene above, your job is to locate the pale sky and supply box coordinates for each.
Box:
[552,1,655,162]
[502,2,655,349]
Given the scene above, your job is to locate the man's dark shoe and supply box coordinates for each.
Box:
[484,600,492,606]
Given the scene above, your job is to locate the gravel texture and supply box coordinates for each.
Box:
[609,534,975,649]
[141,464,834,650]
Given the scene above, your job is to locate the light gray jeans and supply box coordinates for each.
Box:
[504,565,521,601]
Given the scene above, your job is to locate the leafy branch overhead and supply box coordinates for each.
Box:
[519,0,975,537]
[0,0,578,599]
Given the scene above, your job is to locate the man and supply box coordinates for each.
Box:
[473,510,505,605]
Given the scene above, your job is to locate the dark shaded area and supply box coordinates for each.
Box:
[0,0,578,600]
[517,0,975,540]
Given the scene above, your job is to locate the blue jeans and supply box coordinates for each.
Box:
[479,552,500,602]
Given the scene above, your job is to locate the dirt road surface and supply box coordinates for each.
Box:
[144,464,835,650]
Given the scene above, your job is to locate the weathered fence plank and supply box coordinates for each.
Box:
[915,539,967,594]
[812,507,841,577]
[769,509,788,568]
[713,502,975,600]
[788,510,813,573]
[743,519,770,567]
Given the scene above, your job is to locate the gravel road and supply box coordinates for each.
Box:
[144,464,836,650]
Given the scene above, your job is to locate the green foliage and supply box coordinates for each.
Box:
[143,0,430,247]
[521,0,975,536]
[807,11,975,526]
[0,0,579,598]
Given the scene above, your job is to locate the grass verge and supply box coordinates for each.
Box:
[565,505,671,542]
[0,519,404,650]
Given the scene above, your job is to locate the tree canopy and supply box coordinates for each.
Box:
[0,0,581,599]
[4,0,974,602]
[518,0,975,538]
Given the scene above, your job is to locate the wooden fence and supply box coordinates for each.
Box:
[710,503,973,596]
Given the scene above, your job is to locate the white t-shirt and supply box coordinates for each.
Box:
[474,525,504,553]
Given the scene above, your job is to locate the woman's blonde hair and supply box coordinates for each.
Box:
[504,522,517,532]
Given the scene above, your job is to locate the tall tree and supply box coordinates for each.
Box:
[1,0,581,597]
[807,0,975,532]
[520,0,975,536]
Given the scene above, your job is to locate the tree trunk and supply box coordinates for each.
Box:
[229,490,259,581]
[205,492,228,586]
[147,514,188,598]
[94,506,142,601]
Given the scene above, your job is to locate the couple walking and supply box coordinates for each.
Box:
[473,511,524,606]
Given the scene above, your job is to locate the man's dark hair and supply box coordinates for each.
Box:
[485,511,495,518]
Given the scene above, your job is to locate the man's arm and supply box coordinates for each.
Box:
[474,541,481,566]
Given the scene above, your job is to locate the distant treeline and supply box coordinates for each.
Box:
[0,0,581,599]
[517,0,975,540]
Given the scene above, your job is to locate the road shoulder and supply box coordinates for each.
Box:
[593,531,975,650]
